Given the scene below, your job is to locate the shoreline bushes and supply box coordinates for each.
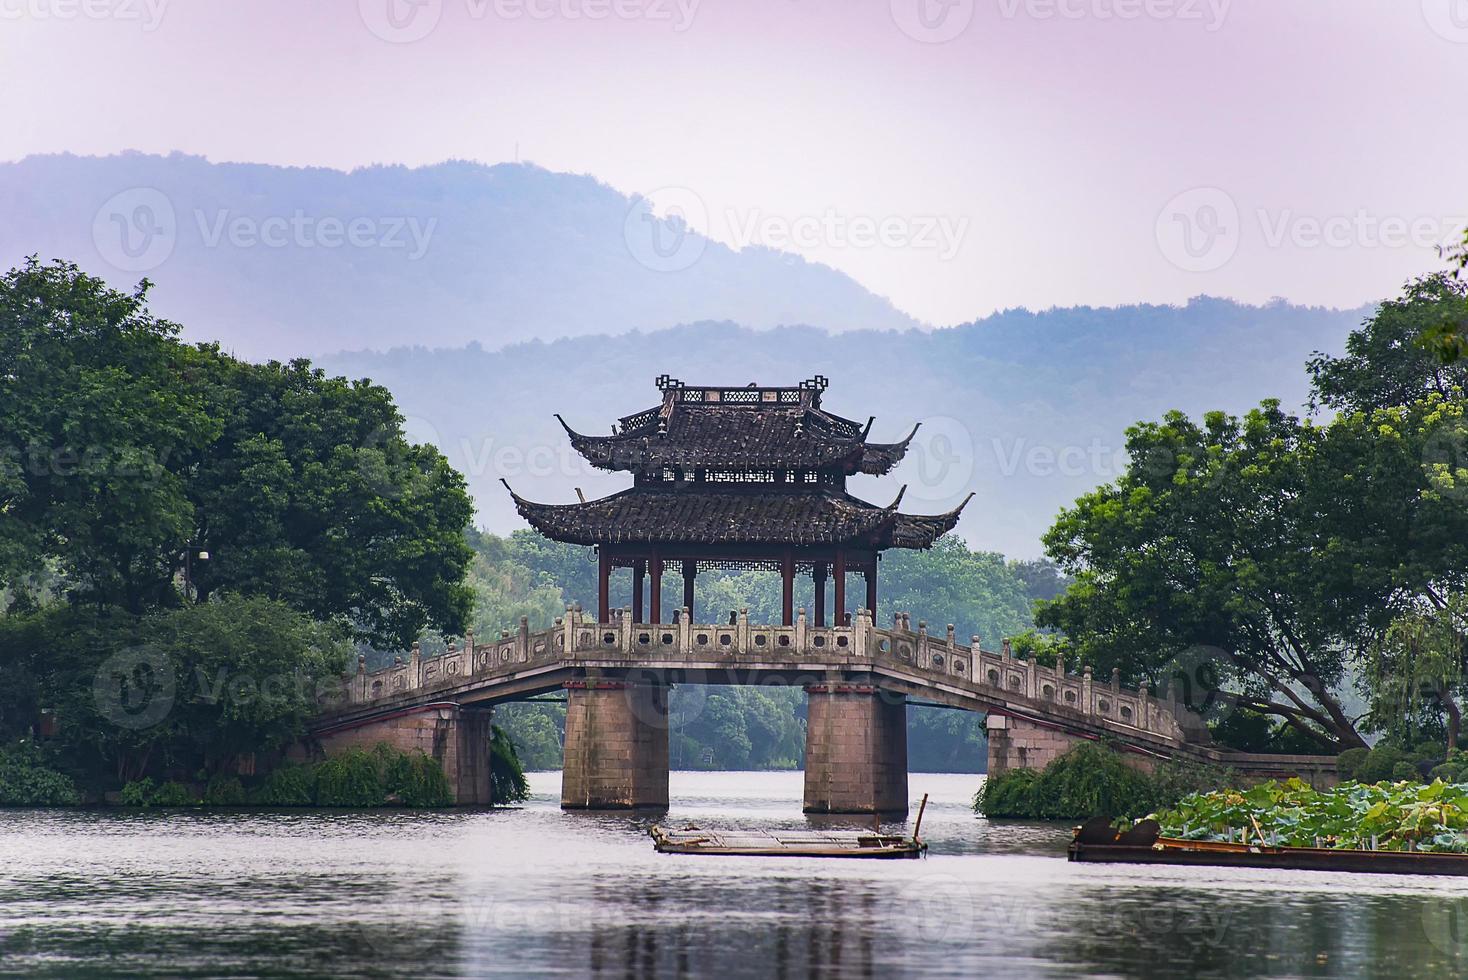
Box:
[975,741,1231,820]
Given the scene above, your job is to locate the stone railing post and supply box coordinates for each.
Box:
[795,607,807,652]
[356,654,367,702]
[678,606,692,653]
[946,625,956,653]
[1137,684,1151,731]
[562,605,576,656]
[1055,646,1064,678]
[1082,665,1094,713]
[410,641,423,687]
[620,606,634,653]
[916,621,928,665]
[970,635,981,658]
[516,616,530,661]
[465,628,475,662]
[854,607,870,658]
[1001,637,1012,660]
[1112,667,1121,693]
[737,607,750,651]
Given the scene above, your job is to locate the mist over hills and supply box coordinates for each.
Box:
[1,151,1374,556]
[322,298,1370,558]
[0,152,919,360]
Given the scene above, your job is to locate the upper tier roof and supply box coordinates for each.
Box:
[557,376,918,477]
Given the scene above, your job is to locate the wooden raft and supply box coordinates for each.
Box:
[651,825,926,859]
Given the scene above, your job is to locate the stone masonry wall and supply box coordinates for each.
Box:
[803,685,908,814]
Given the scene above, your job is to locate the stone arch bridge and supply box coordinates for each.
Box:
[310,606,1337,812]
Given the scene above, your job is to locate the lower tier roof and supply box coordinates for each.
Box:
[503,482,971,550]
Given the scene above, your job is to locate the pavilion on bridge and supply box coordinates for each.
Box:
[503,375,972,626]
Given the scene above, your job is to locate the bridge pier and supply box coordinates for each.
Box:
[985,713,1092,775]
[803,683,908,815]
[561,679,670,809]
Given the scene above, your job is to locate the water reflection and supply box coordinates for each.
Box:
[0,773,1463,978]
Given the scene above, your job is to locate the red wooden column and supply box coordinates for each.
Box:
[865,564,878,621]
[632,559,646,623]
[833,549,847,626]
[597,550,611,622]
[781,550,795,626]
[812,562,827,627]
[649,552,663,624]
[682,560,697,621]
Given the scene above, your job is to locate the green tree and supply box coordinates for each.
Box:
[22,595,349,785]
[1309,272,1468,411]
[1365,596,1467,751]
[880,536,1033,643]
[0,258,217,612]
[184,354,474,647]
[1038,403,1368,749]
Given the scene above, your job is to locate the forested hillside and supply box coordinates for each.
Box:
[0,153,918,360]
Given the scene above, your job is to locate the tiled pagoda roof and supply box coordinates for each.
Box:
[504,481,972,550]
[557,377,918,477]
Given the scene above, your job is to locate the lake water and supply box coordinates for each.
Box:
[0,771,1464,978]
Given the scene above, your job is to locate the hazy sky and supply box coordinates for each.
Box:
[3,0,1466,325]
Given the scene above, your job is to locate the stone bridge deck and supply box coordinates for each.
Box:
[312,606,1338,810]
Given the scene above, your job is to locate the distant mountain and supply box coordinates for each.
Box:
[0,152,920,360]
[322,298,1372,558]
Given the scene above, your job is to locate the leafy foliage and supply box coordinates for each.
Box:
[489,726,529,804]
[0,743,81,805]
[975,741,1229,820]
[0,258,474,646]
[1153,778,1468,852]
[250,764,315,806]
[313,749,385,807]
[4,596,352,788]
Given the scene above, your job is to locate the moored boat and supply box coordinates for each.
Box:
[1068,816,1468,876]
